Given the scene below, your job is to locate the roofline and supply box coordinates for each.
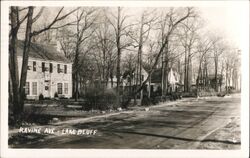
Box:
[17,55,73,64]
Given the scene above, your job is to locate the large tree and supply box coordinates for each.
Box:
[93,9,116,86]
[126,9,157,105]
[178,18,200,92]
[210,36,225,92]
[107,7,134,107]
[195,35,213,93]
[131,7,196,101]
[71,8,98,101]
[155,8,197,96]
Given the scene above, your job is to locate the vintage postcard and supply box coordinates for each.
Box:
[1,0,249,158]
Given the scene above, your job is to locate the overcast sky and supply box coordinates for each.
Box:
[200,5,248,52]
[16,1,249,55]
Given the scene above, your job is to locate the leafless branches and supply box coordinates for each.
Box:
[31,7,79,36]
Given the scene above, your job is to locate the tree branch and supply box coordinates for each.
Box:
[31,7,79,36]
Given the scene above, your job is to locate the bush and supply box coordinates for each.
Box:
[39,93,44,100]
[84,88,117,111]
[141,96,152,106]
[198,89,217,97]
[54,92,58,98]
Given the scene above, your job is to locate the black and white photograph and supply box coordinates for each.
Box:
[1,0,249,158]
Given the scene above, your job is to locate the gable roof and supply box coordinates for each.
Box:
[16,40,71,63]
[151,68,179,83]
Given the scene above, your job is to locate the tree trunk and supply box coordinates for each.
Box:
[186,57,190,92]
[9,7,21,120]
[73,42,80,101]
[226,63,228,94]
[19,7,34,111]
[148,73,151,98]
[116,7,121,107]
[196,60,202,97]
[134,54,139,105]
[138,15,144,105]
[163,41,169,96]
[214,57,218,92]
[184,46,188,92]
[116,46,121,107]
[161,53,164,97]
[220,65,223,92]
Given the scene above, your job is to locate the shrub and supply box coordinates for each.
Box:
[141,96,152,106]
[54,92,58,98]
[198,89,217,97]
[39,93,44,100]
[84,88,116,111]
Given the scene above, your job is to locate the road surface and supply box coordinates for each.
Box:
[9,94,241,149]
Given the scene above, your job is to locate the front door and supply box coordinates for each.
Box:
[44,80,50,98]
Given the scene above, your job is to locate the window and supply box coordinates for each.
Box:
[33,61,36,71]
[50,63,53,73]
[64,83,68,94]
[32,82,37,95]
[64,65,67,74]
[57,64,60,73]
[42,62,45,72]
[25,82,30,95]
[57,83,62,94]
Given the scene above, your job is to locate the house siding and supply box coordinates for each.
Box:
[17,56,72,99]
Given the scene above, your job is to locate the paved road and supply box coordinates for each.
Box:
[9,94,241,149]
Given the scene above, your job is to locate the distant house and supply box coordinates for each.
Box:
[10,40,73,100]
[197,74,223,91]
[120,66,181,95]
[150,68,181,94]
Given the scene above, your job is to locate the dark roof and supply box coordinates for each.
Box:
[151,68,178,83]
[151,68,162,83]
[16,40,71,63]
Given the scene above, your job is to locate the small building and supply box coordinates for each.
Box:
[150,68,181,94]
[197,74,223,91]
[10,40,73,100]
[121,66,181,96]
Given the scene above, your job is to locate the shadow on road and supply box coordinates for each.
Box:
[102,130,241,145]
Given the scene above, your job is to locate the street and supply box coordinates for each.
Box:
[9,94,241,149]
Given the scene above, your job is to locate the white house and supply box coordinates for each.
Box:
[14,40,72,100]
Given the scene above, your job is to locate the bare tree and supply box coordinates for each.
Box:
[71,8,98,101]
[223,48,241,93]
[107,7,135,107]
[178,18,200,92]
[126,9,157,105]
[122,52,137,94]
[9,6,29,120]
[211,36,225,92]
[58,27,76,60]
[145,40,159,98]
[195,36,213,94]
[130,7,196,101]
[93,9,116,87]
[154,8,196,97]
